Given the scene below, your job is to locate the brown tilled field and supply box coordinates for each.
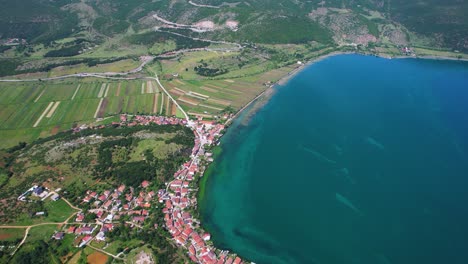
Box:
[87,251,108,264]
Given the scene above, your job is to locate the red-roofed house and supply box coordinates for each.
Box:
[67,226,76,233]
[133,216,145,223]
[76,214,84,222]
[141,180,150,188]
[189,245,196,255]
[202,233,211,241]
[117,185,125,193]
[79,235,93,247]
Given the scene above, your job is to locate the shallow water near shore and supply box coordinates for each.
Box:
[199,54,468,264]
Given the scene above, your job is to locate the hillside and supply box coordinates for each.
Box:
[0,121,194,263]
[0,0,466,65]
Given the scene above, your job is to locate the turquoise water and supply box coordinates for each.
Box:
[200,55,468,264]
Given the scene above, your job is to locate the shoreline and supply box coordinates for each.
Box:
[195,51,468,263]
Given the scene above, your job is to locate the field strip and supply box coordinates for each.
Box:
[201,86,219,93]
[34,89,46,103]
[152,81,159,92]
[171,102,177,116]
[146,81,153,93]
[169,89,185,96]
[188,111,213,118]
[33,102,54,127]
[46,101,61,118]
[174,79,186,86]
[224,79,234,83]
[97,83,106,98]
[153,93,159,113]
[71,84,81,100]
[104,84,110,97]
[205,84,225,89]
[207,98,231,106]
[174,87,186,94]
[141,82,146,94]
[159,93,165,114]
[219,88,242,95]
[166,96,170,114]
[94,98,104,118]
[199,104,223,111]
[190,91,209,98]
[178,97,198,106]
[116,83,121,96]
[186,92,208,100]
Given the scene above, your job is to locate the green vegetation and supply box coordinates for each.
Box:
[128,31,210,50]
[0,0,467,262]
[0,228,24,242]
[232,16,332,44]
[0,79,165,148]
[8,240,55,264]
[0,123,193,223]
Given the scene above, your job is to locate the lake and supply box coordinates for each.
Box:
[199,54,468,264]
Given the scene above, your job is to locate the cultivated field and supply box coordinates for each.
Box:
[0,78,164,148]
[160,60,297,117]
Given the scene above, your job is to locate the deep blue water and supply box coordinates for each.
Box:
[200,55,468,264]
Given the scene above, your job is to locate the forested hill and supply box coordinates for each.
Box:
[0,0,466,57]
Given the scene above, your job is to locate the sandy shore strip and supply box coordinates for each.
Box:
[34,89,46,103]
[33,102,54,127]
[94,98,104,118]
[46,101,61,118]
[71,84,81,100]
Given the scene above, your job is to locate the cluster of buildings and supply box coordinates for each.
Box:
[401,46,415,56]
[156,117,243,264]
[119,115,187,126]
[29,113,245,263]
[0,38,27,46]
[17,185,60,202]
[80,182,155,225]
[54,181,156,247]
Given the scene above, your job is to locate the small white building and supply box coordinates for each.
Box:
[51,194,60,201]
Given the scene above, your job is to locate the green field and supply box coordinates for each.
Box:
[27,225,59,242]
[0,228,24,242]
[0,78,163,148]
[12,199,76,226]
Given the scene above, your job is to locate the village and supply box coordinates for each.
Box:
[13,114,244,264]
[130,114,244,264]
